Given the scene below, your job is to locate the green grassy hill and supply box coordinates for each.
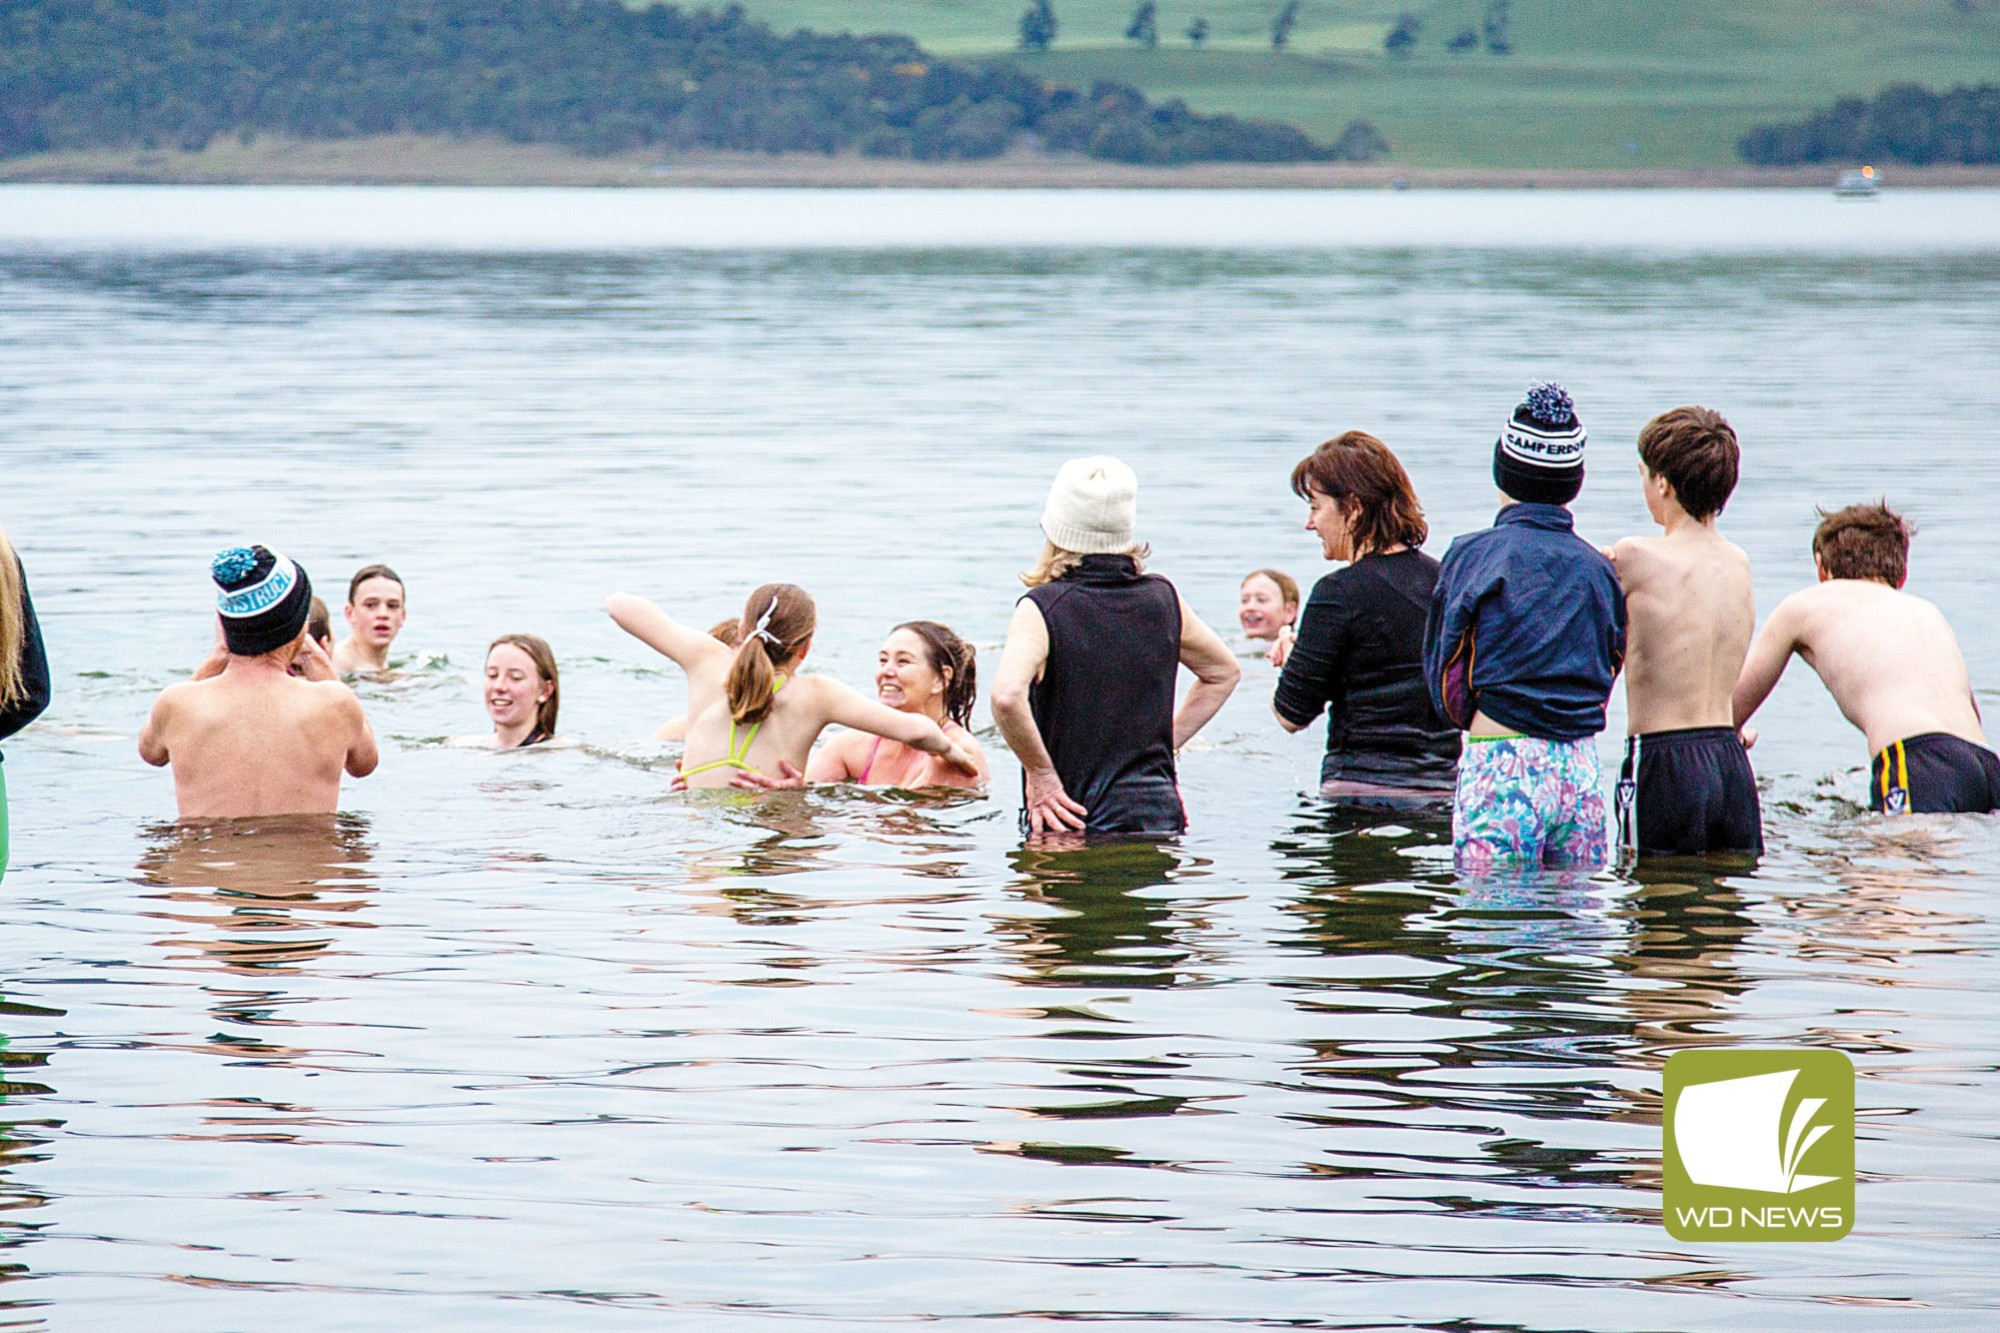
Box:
[726,0,2000,165]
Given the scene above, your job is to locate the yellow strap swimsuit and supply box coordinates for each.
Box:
[678,678,786,781]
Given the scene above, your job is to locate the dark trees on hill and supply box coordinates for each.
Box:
[0,0,1344,164]
[1482,0,1512,54]
[1738,84,2000,165]
[1272,1,1301,50]
[1385,14,1420,56]
[1186,17,1211,47]
[1019,0,1057,52]
[1126,1,1159,49]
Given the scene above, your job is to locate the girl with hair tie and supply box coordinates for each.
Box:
[0,525,52,878]
[606,584,982,791]
[801,621,989,790]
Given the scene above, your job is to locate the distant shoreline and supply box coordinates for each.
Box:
[5,135,1999,190]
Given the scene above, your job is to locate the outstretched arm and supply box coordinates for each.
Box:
[605,593,729,674]
[991,598,1086,833]
[1174,598,1241,751]
[820,678,980,774]
[1732,596,1803,730]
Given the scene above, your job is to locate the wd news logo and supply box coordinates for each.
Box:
[1663,1049,1854,1241]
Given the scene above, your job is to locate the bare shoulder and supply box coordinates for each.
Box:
[1606,534,1664,585]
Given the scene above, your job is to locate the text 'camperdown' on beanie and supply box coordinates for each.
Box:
[1493,382,1587,506]
[1041,456,1139,554]
[212,545,313,656]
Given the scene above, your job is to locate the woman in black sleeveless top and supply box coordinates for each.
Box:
[1271,431,1460,808]
[991,457,1240,837]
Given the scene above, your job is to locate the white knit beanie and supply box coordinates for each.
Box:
[1040,456,1138,554]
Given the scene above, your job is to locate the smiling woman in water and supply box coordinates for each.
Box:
[479,633,563,749]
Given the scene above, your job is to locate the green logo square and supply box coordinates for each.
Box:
[1663,1048,1854,1242]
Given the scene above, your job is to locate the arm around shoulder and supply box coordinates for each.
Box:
[1731,593,1804,727]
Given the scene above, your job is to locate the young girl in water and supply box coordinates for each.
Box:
[0,524,51,880]
[806,621,989,790]
[482,634,562,749]
[607,584,981,790]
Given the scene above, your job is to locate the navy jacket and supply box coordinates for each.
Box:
[1422,503,1625,743]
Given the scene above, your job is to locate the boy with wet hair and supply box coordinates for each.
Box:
[1734,502,1998,813]
[332,563,407,675]
[1608,406,1762,857]
[1424,383,1627,870]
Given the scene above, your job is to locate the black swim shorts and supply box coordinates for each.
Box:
[1615,725,1763,858]
[1870,732,2000,814]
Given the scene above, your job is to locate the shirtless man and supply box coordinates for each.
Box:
[332,563,407,675]
[1606,407,1762,857]
[140,547,378,819]
[1733,502,1997,814]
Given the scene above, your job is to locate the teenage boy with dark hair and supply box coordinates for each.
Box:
[332,563,407,675]
[1607,406,1762,857]
[1424,383,1626,870]
[1733,502,1998,813]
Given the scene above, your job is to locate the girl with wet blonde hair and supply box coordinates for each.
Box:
[606,583,981,790]
[0,524,53,879]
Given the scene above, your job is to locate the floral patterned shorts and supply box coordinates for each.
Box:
[1453,735,1608,872]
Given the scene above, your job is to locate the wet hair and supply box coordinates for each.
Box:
[1639,406,1739,521]
[891,620,978,729]
[1019,539,1149,588]
[1813,501,1911,587]
[1289,431,1428,555]
[0,526,23,708]
[1241,567,1299,607]
[707,618,743,648]
[307,595,333,649]
[727,583,816,725]
[347,563,405,606]
[488,633,560,743]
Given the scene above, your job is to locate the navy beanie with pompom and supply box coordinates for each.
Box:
[212,545,313,655]
[1493,381,1587,505]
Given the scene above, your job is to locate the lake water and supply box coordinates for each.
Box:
[3,185,1999,1329]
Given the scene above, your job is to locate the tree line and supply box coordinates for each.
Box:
[1020,0,1514,57]
[1737,84,2000,165]
[0,0,1387,165]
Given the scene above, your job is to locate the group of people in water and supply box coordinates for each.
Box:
[0,380,1991,878]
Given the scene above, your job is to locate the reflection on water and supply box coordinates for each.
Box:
[137,815,376,975]
[1,196,1998,1325]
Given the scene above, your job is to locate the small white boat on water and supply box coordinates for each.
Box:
[1834,165,1881,199]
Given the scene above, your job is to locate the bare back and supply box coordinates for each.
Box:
[1611,527,1755,735]
[1735,578,1984,755]
[141,659,376,818]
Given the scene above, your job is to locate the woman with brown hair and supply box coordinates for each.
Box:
[0,525,51,879]
[607,584,982,791]
[482,633,563,749]
[1272,431,1460,808]
[806,621,989,789]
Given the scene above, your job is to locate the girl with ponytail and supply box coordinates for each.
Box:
[607,584,982,791]
[0,524,53,880]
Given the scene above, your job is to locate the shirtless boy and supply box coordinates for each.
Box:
[1733,502,1998,814]
[332,563,407,674]
[1607,407,1762,857]
[140,547,378,819]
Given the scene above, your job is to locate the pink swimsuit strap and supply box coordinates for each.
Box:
[858,735,884,784]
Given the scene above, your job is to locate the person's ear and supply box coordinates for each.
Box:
[1813,553,1831,582]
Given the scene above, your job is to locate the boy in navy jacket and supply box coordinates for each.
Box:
[1423,384,1626,870]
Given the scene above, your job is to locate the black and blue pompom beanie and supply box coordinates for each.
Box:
[1493,382,1587,506]
[211,545,313,655]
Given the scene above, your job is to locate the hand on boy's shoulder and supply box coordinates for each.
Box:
[1604,535,1656,588]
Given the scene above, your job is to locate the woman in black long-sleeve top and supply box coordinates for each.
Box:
[1271,432,1460,810]
[0,526,52,878]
